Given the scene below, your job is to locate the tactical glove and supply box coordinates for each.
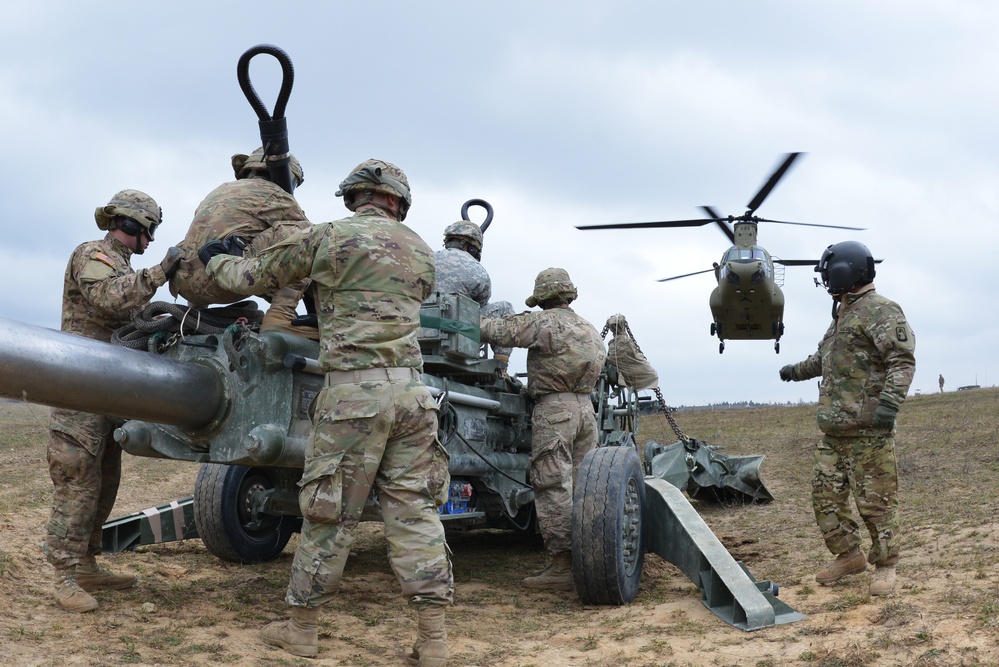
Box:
[873,396,899,429]
[779,364,797,382]
[160,246,183,281]
[198,236,247,266]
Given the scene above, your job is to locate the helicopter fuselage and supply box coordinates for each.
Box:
[708,222,785,352]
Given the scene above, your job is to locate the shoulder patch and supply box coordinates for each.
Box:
[93,252,115,268]
[895,326,909,342]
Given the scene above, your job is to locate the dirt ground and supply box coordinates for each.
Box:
[3,398,999,666]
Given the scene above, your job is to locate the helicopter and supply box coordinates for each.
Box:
[578,153,864,354]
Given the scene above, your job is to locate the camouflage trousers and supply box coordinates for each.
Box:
[812,434,900,566]
[530,393,597,556]
[482,300,514,359]
[45,411,121,568]
[285,370,454,609]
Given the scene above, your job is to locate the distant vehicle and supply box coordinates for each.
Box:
[577,153,863,354]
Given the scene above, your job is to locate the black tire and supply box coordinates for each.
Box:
[193,463,299,563]
[572,446,645,605]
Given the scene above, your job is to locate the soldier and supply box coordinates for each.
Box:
[938,374,944,393]
[479,268,606,590]
[47,190,183,612]
[169,147,315,337]
[206,159,453,665]
[433,220,514,372]
[779,241,915,596]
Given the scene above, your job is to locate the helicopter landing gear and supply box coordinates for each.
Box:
[774,341,780,354]
[710,322,717,336]
[719,341,725,354]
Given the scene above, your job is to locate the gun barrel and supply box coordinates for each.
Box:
[0,316,224,429]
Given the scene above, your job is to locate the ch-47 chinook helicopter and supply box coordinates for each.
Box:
[578,153,864,354]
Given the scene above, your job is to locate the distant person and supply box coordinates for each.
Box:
[432,219,514,374]
[169,147,316,338]
[779,241,915,596]
[479,268,606,590]
[47,190,183,612]
[939,374,945,393]
[206,159,453,664]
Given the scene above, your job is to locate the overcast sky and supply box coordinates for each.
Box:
[2,2,996,406]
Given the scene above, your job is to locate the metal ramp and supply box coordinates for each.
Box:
[643,478,804,630]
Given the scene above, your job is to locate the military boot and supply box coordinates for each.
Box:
[409,606,448,667]
[53,567,98,613]
[260,606,319,658]
[521,552,573,591]
[815,546,867,585]
[77,556,136,591]
[870,565,896,596]
[261,289,320,341]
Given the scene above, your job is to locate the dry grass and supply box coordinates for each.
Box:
[2,389,999,665]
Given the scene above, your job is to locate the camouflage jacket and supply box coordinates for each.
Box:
[432,247,490,306]
[171,177,311,306]
[479,306,606,398]
[60,234,167,343]
[790,284,916,436]
[207,208,435,371]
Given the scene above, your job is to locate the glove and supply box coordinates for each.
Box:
[198,236,246,266]
[873,396,899,429]
[159,246,183,281]
[779,364,796,382]
[291,313,319,328]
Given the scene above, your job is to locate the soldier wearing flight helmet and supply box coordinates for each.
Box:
[780,241,915,597]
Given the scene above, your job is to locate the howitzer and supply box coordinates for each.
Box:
[0,295,801,630]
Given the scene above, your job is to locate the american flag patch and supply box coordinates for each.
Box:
[94,252,114,267]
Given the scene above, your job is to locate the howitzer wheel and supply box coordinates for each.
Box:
[193,463,298,564]
[571,446,645,605]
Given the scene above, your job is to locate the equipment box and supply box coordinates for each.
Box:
[419,293,481,361]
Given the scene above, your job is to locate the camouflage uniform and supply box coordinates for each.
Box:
[208,208,453,610]
[47,234,169,568]
[479,307,606,555]
[433,246,513,358]
[785,284,915,566]
[170,177,311,324]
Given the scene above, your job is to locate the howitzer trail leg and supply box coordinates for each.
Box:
[260,606,319,658]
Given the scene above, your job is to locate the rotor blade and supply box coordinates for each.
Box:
[746,152,803,215]
[756,217,865,231]
[773,259,819,266]
[656,267,716,282]
[576,219,714,231]
[702,205,735,243]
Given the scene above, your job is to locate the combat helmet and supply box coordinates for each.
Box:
[443,221,484,260]
[335,159,412,221]
[526,267,578,308]
[94,189,162,240]
[231,147,305,187]
[815,241,876,296]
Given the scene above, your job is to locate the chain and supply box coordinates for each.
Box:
[605,316,691,444]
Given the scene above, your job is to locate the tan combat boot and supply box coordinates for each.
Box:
[77,555,136,591]
[409,606,448,667]
[815,546,867,585]
[521,552,573,591]
[870,565,896,596]
[54,566,98,613]
[260,606,319,658]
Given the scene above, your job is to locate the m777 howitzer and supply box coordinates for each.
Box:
[0,296,801,630]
